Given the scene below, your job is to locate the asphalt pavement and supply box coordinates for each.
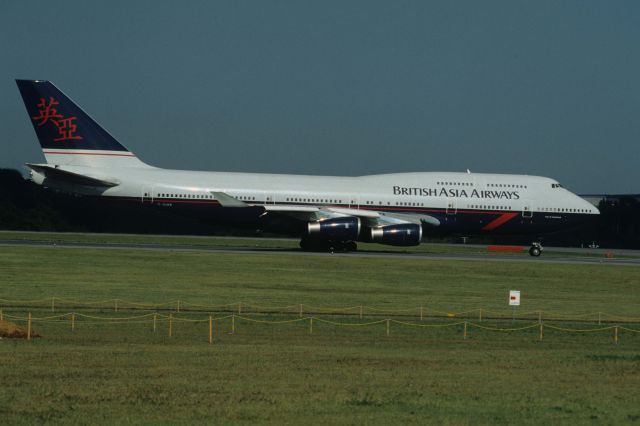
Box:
[1,239,639,266]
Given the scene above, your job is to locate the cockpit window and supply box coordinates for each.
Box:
[551,183,563,188]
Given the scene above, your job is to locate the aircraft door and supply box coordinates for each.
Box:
[264,193,275,205]
[446,199,457,215]
[349,196,359,209]
[142,185,154,204]
[521,200,533,218]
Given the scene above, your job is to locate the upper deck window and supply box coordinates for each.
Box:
[551,183,563,188]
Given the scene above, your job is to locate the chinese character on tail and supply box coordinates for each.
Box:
[32,97,82,142]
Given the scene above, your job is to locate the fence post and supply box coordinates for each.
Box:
[169,313,173,337]
[51,297,55,313]
[238,302,242,314]
[386,319,390,337]
[115,299,118,312]
[27,312,32,340]
[209,316,213,344]
[360,305,363,319]
[0,309,3,321]
[232,314,235,334]
[538,311,542,323]
[177,300,181,313]
[598,312,601,325]
[71,313,75,332]
[153,313,157,333]
[614,327,618,344]
[420,305,423,321]
[309,317,313,335]
[464,322,468,339]
[479,308,482,322]
[539,322,543,341]
[299,304,303,318]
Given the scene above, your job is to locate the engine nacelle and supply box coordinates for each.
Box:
[370,224,422,246]
[308,217,360,241]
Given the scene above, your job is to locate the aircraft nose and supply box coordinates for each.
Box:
[583,199,600,215]
[574,193,599,215]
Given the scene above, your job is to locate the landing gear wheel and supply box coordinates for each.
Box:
[346,241,357,252]
[529,243,543,257]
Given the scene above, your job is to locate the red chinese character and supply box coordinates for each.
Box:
[53,117,83,141]
[32,97,63,126]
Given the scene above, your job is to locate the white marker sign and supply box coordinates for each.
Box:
[509,290,521,306]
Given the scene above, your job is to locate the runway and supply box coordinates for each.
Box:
[2,239,639,266]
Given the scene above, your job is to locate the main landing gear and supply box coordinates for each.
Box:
[528,242,543,257]
[299,237,357,253]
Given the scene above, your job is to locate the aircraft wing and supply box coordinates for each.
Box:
[262,204,440,227]
[211,191,440,227]
[264,205,441,227]
[211,191,253,208]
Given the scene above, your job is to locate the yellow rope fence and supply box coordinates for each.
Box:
[1,297,640,324]
[4,309,640,344]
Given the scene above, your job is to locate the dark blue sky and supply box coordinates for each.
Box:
[2,1,638,193]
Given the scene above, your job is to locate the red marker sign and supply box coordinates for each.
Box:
[509,290,521,306]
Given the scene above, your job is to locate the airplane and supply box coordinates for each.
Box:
[15,80,599,255]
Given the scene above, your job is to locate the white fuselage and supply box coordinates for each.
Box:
[42,164,598,216]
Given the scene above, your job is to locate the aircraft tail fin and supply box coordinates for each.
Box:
[15,80,149,168]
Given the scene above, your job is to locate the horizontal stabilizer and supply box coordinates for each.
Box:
[26,163,119,187]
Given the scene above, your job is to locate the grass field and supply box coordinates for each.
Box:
[1,241,640,424]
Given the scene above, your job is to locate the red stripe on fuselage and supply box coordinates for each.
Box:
[482,212,519,231]
[43,151,136,157]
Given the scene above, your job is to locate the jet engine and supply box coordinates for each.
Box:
[307,217,361,241]
[370,223,422,246]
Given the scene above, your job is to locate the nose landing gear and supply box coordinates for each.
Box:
[529,242,543,257]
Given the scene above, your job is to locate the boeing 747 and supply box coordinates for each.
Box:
[16,80,599,255]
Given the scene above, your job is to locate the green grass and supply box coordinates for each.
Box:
[1,245,640,424]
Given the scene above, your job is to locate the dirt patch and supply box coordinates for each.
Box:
[0,319,40,339]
